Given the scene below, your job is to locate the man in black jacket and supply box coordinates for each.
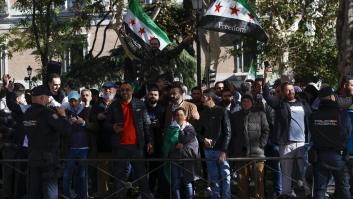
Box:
[145,86,166,197]
[105,82,153,199]
[310,87,351,199]
[263,77,312,197]
[198,89,231,199]
[4,79,30,199]
[23,85,70,199]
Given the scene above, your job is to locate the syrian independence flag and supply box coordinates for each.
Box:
[123,0,171,50]
[245,59,257,80]
[199,0,268,42]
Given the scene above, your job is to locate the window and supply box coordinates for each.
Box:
[144,0,155,4]
[0,0,7,16]
[0,45,7,78]
[62,34,88,72]
[233,40,257,73]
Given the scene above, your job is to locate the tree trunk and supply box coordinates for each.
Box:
[337,0,353,81]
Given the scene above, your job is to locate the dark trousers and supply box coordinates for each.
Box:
[15,147,28,199]
[347,158,353,197]
[112,145,152,199]
[313,150,350,199]
[264,143,282,195]
[148,158,163,195]
[1,146,16,199]
[28,166,58,199]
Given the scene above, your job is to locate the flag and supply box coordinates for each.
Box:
[123,0,171,50]
[245,60,257,80]
[199,0,268,42]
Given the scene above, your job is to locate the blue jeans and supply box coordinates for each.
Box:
[264,143,282,194]
[171,164,193,199]
[204,149,231,199]
[28,166,58,199]
[63,148,89,199]
[314,150,351,199]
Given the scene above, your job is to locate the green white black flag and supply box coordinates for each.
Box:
[199,0,268,42]
[246,60,257,80]
[123,0,171,50]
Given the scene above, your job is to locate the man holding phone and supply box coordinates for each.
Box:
[105,82,153,199]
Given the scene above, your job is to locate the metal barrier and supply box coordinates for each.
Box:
[0,156,320,199]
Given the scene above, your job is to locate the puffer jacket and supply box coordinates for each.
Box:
[229,109,270,158]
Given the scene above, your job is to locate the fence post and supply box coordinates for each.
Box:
[253,160,258,198]
[169,159,172,199]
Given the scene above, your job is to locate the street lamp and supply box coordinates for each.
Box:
[191,0,202,87]
[26,65,33,89]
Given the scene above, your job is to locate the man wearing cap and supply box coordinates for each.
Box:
[104,82,153,199]
[89,81,118,197]
[309,87,351,199]
[63,91,91,199]
[23,85,70,199]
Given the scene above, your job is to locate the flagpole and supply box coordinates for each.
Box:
[196,11,201,87]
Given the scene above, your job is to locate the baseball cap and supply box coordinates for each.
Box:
[102,81,117,88]
[31,85,52,96]
[68,91,80,100]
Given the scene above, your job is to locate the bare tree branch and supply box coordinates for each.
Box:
[88,0,120,57]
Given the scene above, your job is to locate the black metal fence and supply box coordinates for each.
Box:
[0,156,322,199]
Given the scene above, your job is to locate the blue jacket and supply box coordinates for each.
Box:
[346,109,353,154]
[66,105,90,148]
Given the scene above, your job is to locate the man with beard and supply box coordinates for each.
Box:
[340,75,353,196]
[263,79,312,198]
[164,82,199,127]
[89,81,117,197]
[105,82,153,199]
[145,87,167,197]
[189,86,204,113]
[219,89,241,114]
[119,27,193,82]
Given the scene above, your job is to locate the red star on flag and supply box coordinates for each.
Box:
[129,18,135,26]
[149,36,156,41]
[138,27,145,35]
[214,3,222,13]
[248,13,255,21]
[230,5,240,15]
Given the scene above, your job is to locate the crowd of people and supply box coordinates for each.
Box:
[1,71,353,199]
